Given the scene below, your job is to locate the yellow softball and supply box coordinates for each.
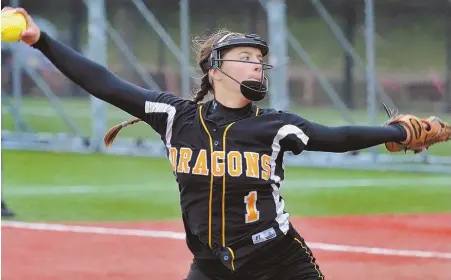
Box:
[1,10,27,43]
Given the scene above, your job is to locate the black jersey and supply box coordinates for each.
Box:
[141,91,314,270]
[130,90,407,271]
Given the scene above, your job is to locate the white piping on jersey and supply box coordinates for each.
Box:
[269,125,309,235]
[144,101,176,149]
[269,125,309,183]
[271,183,290,234]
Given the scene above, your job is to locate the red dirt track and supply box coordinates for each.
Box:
[2,213,451,280]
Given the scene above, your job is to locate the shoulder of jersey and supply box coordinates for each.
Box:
[256,107,279,116]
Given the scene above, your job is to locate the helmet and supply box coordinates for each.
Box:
[200,33,273,102]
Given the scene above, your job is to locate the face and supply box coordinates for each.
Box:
[210,46,265,99]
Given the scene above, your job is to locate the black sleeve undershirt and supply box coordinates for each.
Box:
[31,32,159,121]
[280,111,407,154]
[304,122,407,153]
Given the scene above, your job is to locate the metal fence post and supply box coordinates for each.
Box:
[364,0,378,162]
[266,0,289,111]
[86,0,107,152]
[180,0,191,98]
[11,0,22,130]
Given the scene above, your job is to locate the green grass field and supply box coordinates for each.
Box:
[2,150,450,223]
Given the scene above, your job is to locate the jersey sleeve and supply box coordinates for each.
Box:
[142,91,195,140]
[278,111,313,155]
[280,111,407,153]
[32,31,195,138]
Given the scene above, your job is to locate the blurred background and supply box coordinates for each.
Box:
[1,1,451,279]
[1,0,450,218]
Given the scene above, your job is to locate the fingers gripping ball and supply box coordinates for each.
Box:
[385,114,451,153]
[1,10,27,43]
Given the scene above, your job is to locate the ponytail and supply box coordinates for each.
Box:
[105,73,210,149]
[192,74,212,103]
[104,118,141,148]
[104,73,211,149]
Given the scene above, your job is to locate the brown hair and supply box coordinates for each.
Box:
[104,28,243,148]
[191,29,244,102]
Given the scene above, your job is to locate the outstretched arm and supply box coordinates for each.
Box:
[32,31,156,121]
[304,122,407,153]
[9,6,162,121]
[280,111,408,154]
[282,111,450,154]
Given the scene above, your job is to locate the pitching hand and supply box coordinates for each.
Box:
[2,6,41,45]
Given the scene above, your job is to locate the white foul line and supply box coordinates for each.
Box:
[2,221,451,260]
[1,220,185,240]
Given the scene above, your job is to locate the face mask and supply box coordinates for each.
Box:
[240,77,268,102]
[201,33,273,102]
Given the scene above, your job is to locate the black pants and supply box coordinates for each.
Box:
[185,233,325,280]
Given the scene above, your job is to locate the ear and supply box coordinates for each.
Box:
[209,68,222,82]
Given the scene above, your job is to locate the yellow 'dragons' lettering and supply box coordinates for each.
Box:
[243,152,259,178]
[211,151,225,177]
[170,147,274,181]
[168,147,178,171]
[192,149,209,176]
[227,151,243,177]
[177,147,193,173]
[261,154,271,180]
